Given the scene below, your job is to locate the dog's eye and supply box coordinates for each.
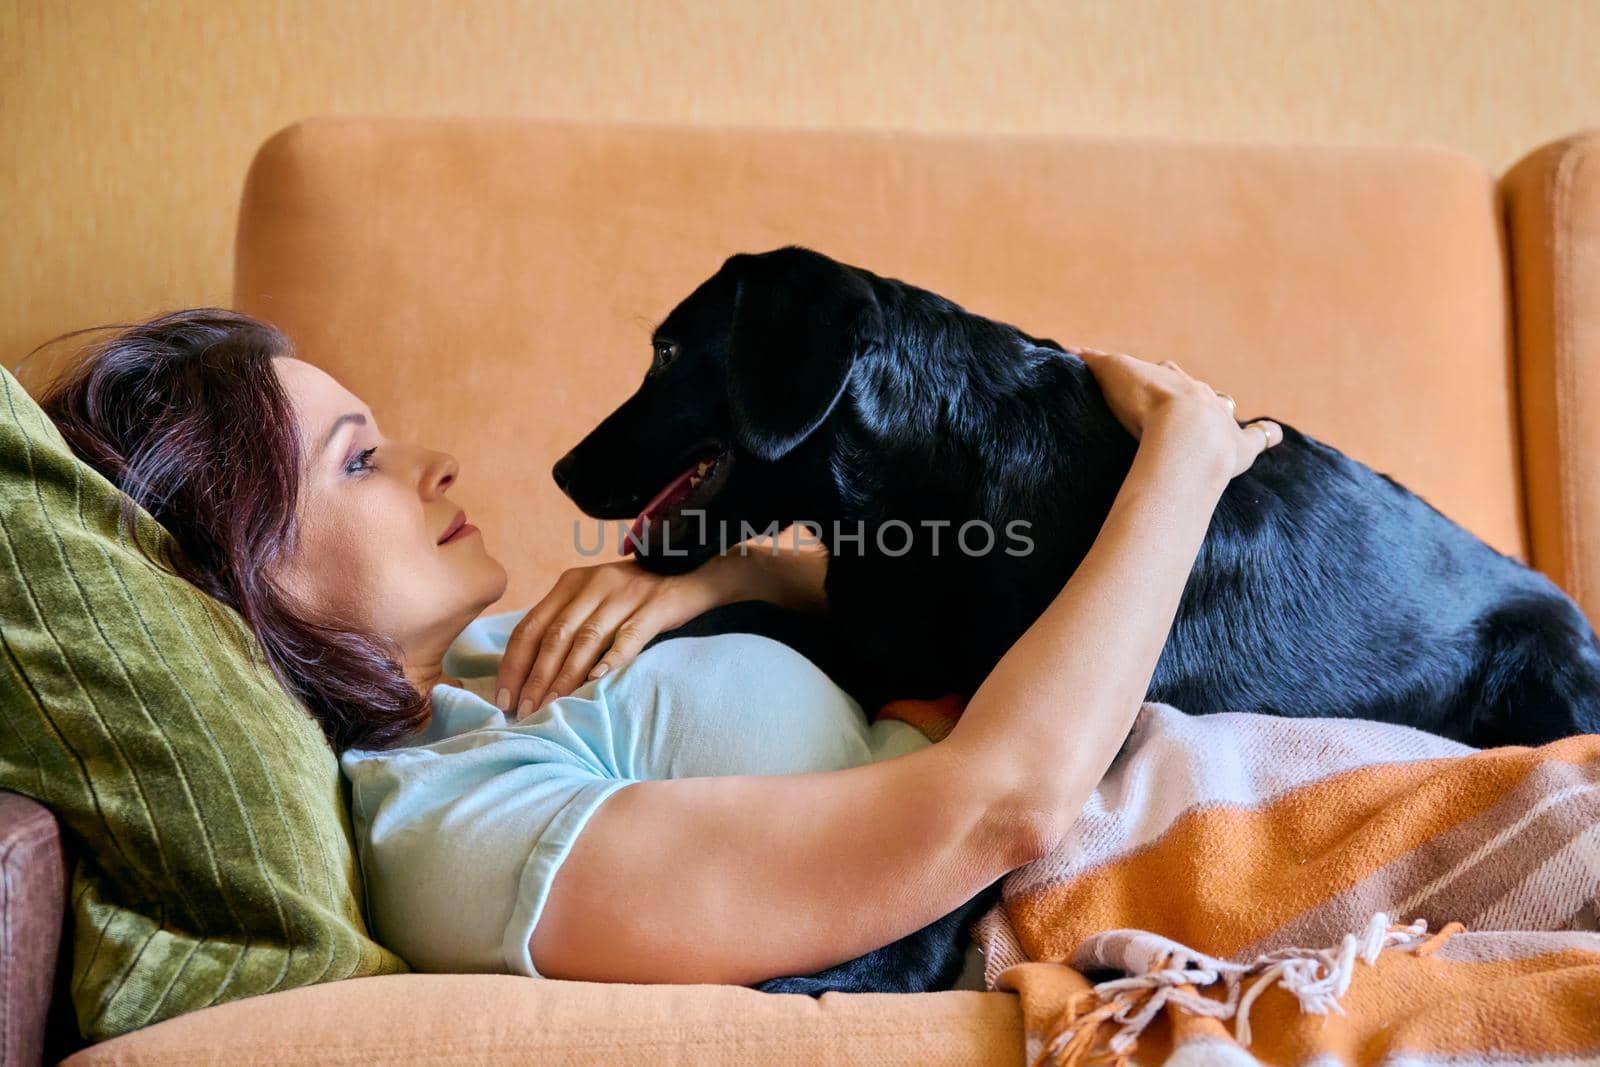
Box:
[652,340,680,370]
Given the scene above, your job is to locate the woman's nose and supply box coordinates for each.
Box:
[423,450,458,498]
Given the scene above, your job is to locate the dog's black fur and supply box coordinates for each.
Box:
[557,245,1600,993]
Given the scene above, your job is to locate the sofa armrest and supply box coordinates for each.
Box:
[1503,131,1600,626]
[0,791,67,1067]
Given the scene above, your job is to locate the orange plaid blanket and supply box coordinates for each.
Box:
[881,699,1600,1066]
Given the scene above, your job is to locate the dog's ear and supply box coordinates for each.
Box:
[725,247,883,461]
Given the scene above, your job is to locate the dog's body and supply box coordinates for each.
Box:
[558,245,1600,748]
[552,245,1600,996]
[818,356,1600,747]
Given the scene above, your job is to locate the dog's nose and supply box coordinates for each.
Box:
[552,452,575,494]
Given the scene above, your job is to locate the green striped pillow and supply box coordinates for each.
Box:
[0,364,406,1043]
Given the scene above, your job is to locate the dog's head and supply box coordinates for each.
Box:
[553,246,884,572]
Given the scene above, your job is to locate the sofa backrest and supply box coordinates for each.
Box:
[234,119,1520,612]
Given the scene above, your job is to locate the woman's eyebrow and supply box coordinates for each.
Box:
[318,413,367,458]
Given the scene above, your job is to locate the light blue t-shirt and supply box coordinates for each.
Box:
[339,609,933,978]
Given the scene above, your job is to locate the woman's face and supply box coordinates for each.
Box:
[270,357,508,670]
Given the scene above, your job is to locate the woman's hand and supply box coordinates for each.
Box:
[494,534,829,721]
[494,558,736,719]
[1076,347,1283,478]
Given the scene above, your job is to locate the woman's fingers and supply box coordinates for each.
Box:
[497,561,709,721]
[526,597,649,716]
[494,577,579,710]
[586,602,677,685]
[1080,346,1283,478]
[529,581,700,717]
[516,595,613,718]
[1233,418,1284,475]
[498,565,615,716]
[1084,349,1215,440]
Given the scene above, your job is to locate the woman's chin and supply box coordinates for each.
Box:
[479,553,510,605]
[448,541,509,616]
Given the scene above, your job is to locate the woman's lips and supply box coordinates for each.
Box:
[437,510,471,544]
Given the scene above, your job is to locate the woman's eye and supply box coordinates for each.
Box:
[652,341,680,369]
[344,446,378,476]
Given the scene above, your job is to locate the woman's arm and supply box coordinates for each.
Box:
[529,355,1281,984]
[729,526,830,614]
[532,740,1035,984]
[951,351,1281,832]
[946,417,1240,832]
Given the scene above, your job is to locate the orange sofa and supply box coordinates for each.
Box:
[9,118,1598,1064]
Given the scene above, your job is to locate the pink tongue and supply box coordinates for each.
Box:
[620,461,701,557]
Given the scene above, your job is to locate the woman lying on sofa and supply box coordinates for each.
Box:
[40,308,1279,991]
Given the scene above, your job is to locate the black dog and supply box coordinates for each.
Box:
[555,245,1600,990]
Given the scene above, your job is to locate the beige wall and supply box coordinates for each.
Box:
[4,0,1599,373]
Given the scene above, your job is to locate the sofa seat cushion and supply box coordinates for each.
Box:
[62,974,1024,1066]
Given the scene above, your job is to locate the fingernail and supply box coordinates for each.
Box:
[516,697,533,721]
[540,690,557,707]
[588,663,609,680]
[495,688,511,712]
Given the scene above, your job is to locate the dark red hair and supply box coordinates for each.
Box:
[35,308,428,751]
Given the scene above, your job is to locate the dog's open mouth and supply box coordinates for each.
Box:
[620,446,734,557]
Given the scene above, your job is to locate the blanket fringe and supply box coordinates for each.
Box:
[1035,913,1459,1067]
